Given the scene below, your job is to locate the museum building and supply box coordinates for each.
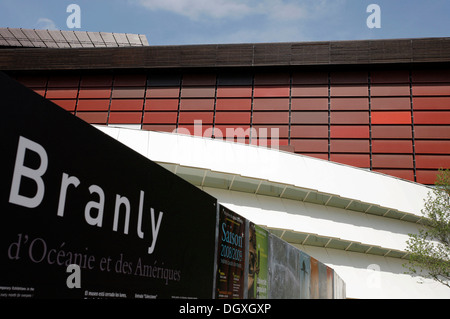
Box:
[1,28,450,298]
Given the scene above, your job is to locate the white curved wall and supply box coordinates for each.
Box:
[93,125,450,299]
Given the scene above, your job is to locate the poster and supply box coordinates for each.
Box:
[247,222,268,299]
[215,205,246,299]
[0,72,218,299]
[268,234,301,299]
[299,251,311,299]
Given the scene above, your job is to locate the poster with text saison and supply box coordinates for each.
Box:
[215,205,246,299]
[247,223,268,299]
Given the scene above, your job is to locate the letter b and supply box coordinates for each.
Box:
[9,136,48,208]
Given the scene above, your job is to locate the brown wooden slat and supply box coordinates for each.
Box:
[1,37,450,71]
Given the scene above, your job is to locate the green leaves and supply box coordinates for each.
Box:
[404,169,450,288]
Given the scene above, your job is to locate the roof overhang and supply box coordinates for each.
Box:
[2,37,450,71]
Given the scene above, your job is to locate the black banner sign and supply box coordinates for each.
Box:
[0,72,217,299]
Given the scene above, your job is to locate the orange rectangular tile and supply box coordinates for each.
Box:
[176,124,213,137]
[111,87,145,98]
[217,86,252,98]
[416,155,450,169]
[413,84,450,96]
[291,98,328,111]
[214,125,251,139]
[179,99,215,111]
[415,140,450,154]
[77,99,110,111]
[290,139,328,152]
[330,154,370,168]
[416,170,441,184]
[108,112,142,124]
[252,125,289,139]
[371,111,411,124]
[291,85,328,97]
[291,111,328,124]
[330,98,369,110]
[372,140,413,154]
[78,87,111,99]
[46,88,78,99]
[178,111,214,124]
[252,111,289,124]
[146,87,180,98]
[253,98,289,110]
[372,125,412,139]
[215,112,251,124]
[145,99,179,111]
[216,98,252,111]
[330,85,368,97]
[76,111,108,124]
[142,112,178,124]
[373,169,414,181]
[330,139,369,153]
[142,124,177,133]
[330,111,369,124]
[254,138,288,148]
[414,125,450,139]
[371,97,411,110]
[290,125,328,138]
[110,99,144,111]
[330,125,369,138]
[253,86,290,97]
[181,86,216,98]
[372,154,414,168]
[50,99,76,112]
[371,84,410,96]
[414,111,450,124]
[371,70,410,83]
[413,97,450,110]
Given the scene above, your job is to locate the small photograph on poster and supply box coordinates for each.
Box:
[268,234,301,299]
[247,223,268,299]
[299,251,311,299]
[215,205,246,299]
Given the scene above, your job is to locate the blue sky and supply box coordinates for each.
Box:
[1,0,450,45]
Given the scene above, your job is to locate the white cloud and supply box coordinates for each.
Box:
[135,0,349,44]
[36,18,58,30]
[136,0,311,21]
[137,0,252,20]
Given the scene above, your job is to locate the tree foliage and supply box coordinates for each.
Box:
[404,169,450,288]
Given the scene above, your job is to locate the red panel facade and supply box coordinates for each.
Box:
[13,67,450,185]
